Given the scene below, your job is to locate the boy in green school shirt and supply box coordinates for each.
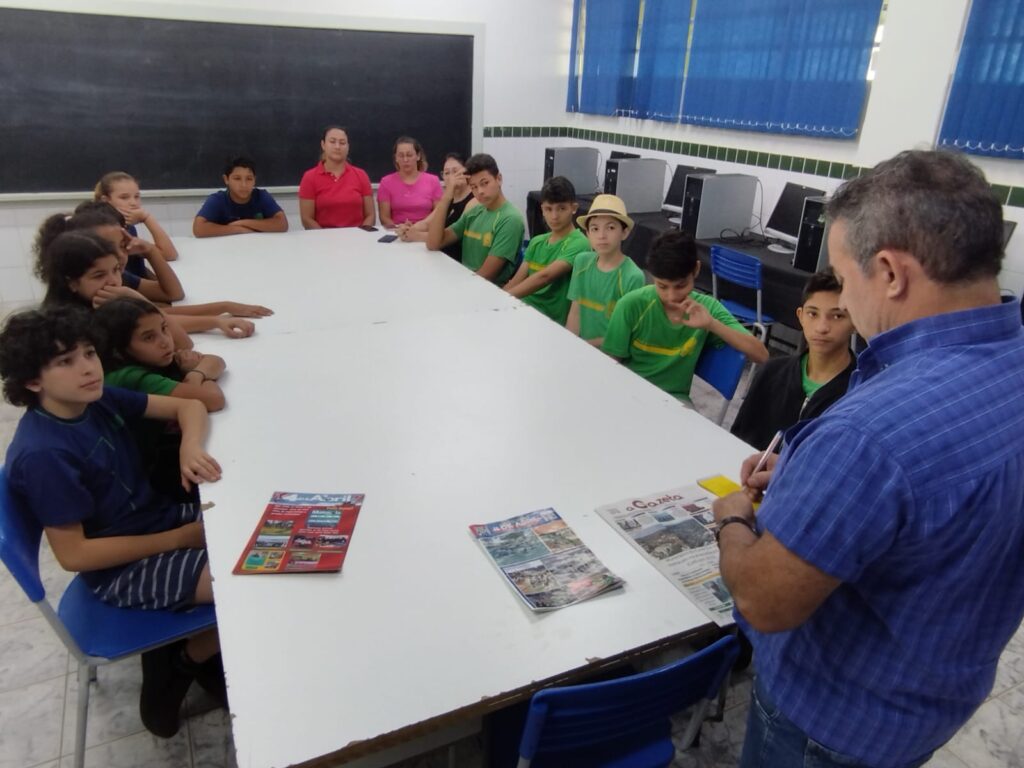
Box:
[602,230,769,401]
[566,194,645,346]
[427,153,525,285]
[504,176,591,324]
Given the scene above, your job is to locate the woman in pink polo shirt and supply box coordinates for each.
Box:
[298,126,375,229]
[376,136,443,229]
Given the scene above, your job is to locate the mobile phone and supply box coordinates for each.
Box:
[359,225,379,232]
[378,234,398,243]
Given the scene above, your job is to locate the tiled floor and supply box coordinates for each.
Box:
[1,307,1023,767]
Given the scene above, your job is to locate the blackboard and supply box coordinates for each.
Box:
[0,9,474,193]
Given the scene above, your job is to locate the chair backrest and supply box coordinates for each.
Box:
[695,342,747,401]
[518,635,739,761]
[0,466,46,603]
[710,246,763,291]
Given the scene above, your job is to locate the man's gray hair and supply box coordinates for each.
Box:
[826,150,1004,283]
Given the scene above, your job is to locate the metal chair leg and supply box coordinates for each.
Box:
[74,662,93,768]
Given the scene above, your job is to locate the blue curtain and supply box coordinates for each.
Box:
[939,0,1024,159]
[631,0,690,121]
[681,0,882,138]
[575,0,642,116]
[566,0,582,112]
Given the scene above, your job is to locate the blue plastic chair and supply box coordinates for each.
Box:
[515,635,739,767]
[710,246,774,340]
[695,342,749,425]
[0,467,217,768]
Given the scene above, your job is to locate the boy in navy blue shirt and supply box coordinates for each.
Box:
[0,305,223,738]
[192,156,289,237]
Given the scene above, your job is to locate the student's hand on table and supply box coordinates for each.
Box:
[223,302,274,318]
[174,349,203,371]
[395,222,411,239]
[677,298,713,330]
[180,444,222,491]
[176,520,207,550]
[740,451,779,502]
[217,316,256,338]
[92,285,148,307]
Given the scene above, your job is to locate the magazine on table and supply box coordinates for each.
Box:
[234,492,364,575]
[597,480,734,626]
[470,508,623,612]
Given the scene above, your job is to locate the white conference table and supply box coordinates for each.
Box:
[172,229,752,768]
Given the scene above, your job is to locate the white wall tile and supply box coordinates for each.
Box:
[0,227,28,269]
[0,266,40,305]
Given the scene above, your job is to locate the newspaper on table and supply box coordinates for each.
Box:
[597,484,733,626]
[470,508,624,612]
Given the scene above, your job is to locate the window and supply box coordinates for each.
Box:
[567,0,884,139]
[631,0,691,121]
[567,0,642,116]
[939,0,1024,159]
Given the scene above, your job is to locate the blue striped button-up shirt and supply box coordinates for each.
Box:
[742,298,1024,767]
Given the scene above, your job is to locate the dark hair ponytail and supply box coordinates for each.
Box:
[33,203,126,280]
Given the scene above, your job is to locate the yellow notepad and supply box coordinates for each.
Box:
[698,475,760,510]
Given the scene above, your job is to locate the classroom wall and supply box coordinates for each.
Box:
[3,0,1024,304]
[483,0,1024,295]
[0,0,572,305]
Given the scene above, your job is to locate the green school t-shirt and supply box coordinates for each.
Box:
[566,252,645,341]
[801,354,826,398]
[449,201,525,284]
[602,286,750,399]
[520,228,591,325]
[104,365,178,396]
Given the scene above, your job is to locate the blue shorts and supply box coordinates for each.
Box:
[90,502,209,611]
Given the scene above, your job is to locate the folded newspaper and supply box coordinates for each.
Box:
[470,508,624,612]
[597,483,734,626]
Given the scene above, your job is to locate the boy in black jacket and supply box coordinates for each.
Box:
[731,269,855,449]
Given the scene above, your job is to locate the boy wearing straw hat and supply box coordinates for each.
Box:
[566,194,645,347]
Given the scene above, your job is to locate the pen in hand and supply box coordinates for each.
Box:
[744,430,783,501]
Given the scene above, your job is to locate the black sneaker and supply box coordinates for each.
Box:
[139,641,198,738]
[195,653,228,709]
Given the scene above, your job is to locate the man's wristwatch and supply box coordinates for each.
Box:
[714,516,757,544]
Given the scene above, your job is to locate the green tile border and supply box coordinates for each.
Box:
[482,126,1024,208]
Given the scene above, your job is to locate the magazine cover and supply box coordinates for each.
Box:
[470,508,623,612]
[597,483,733,625]
[233,492,364,575]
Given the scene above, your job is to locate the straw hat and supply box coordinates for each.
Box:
[577,194,634,231]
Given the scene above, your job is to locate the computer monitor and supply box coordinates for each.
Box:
[609,151,641,160]
[765,182,826,253]
[662,165,716,212]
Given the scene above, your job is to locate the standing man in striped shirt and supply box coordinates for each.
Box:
[713,149,1024,768]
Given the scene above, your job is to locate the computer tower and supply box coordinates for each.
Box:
[792,196,829,272]
[603,156,645,194]
[680,174,758,240]
[603,158,665,214]
[543,147,600,193]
